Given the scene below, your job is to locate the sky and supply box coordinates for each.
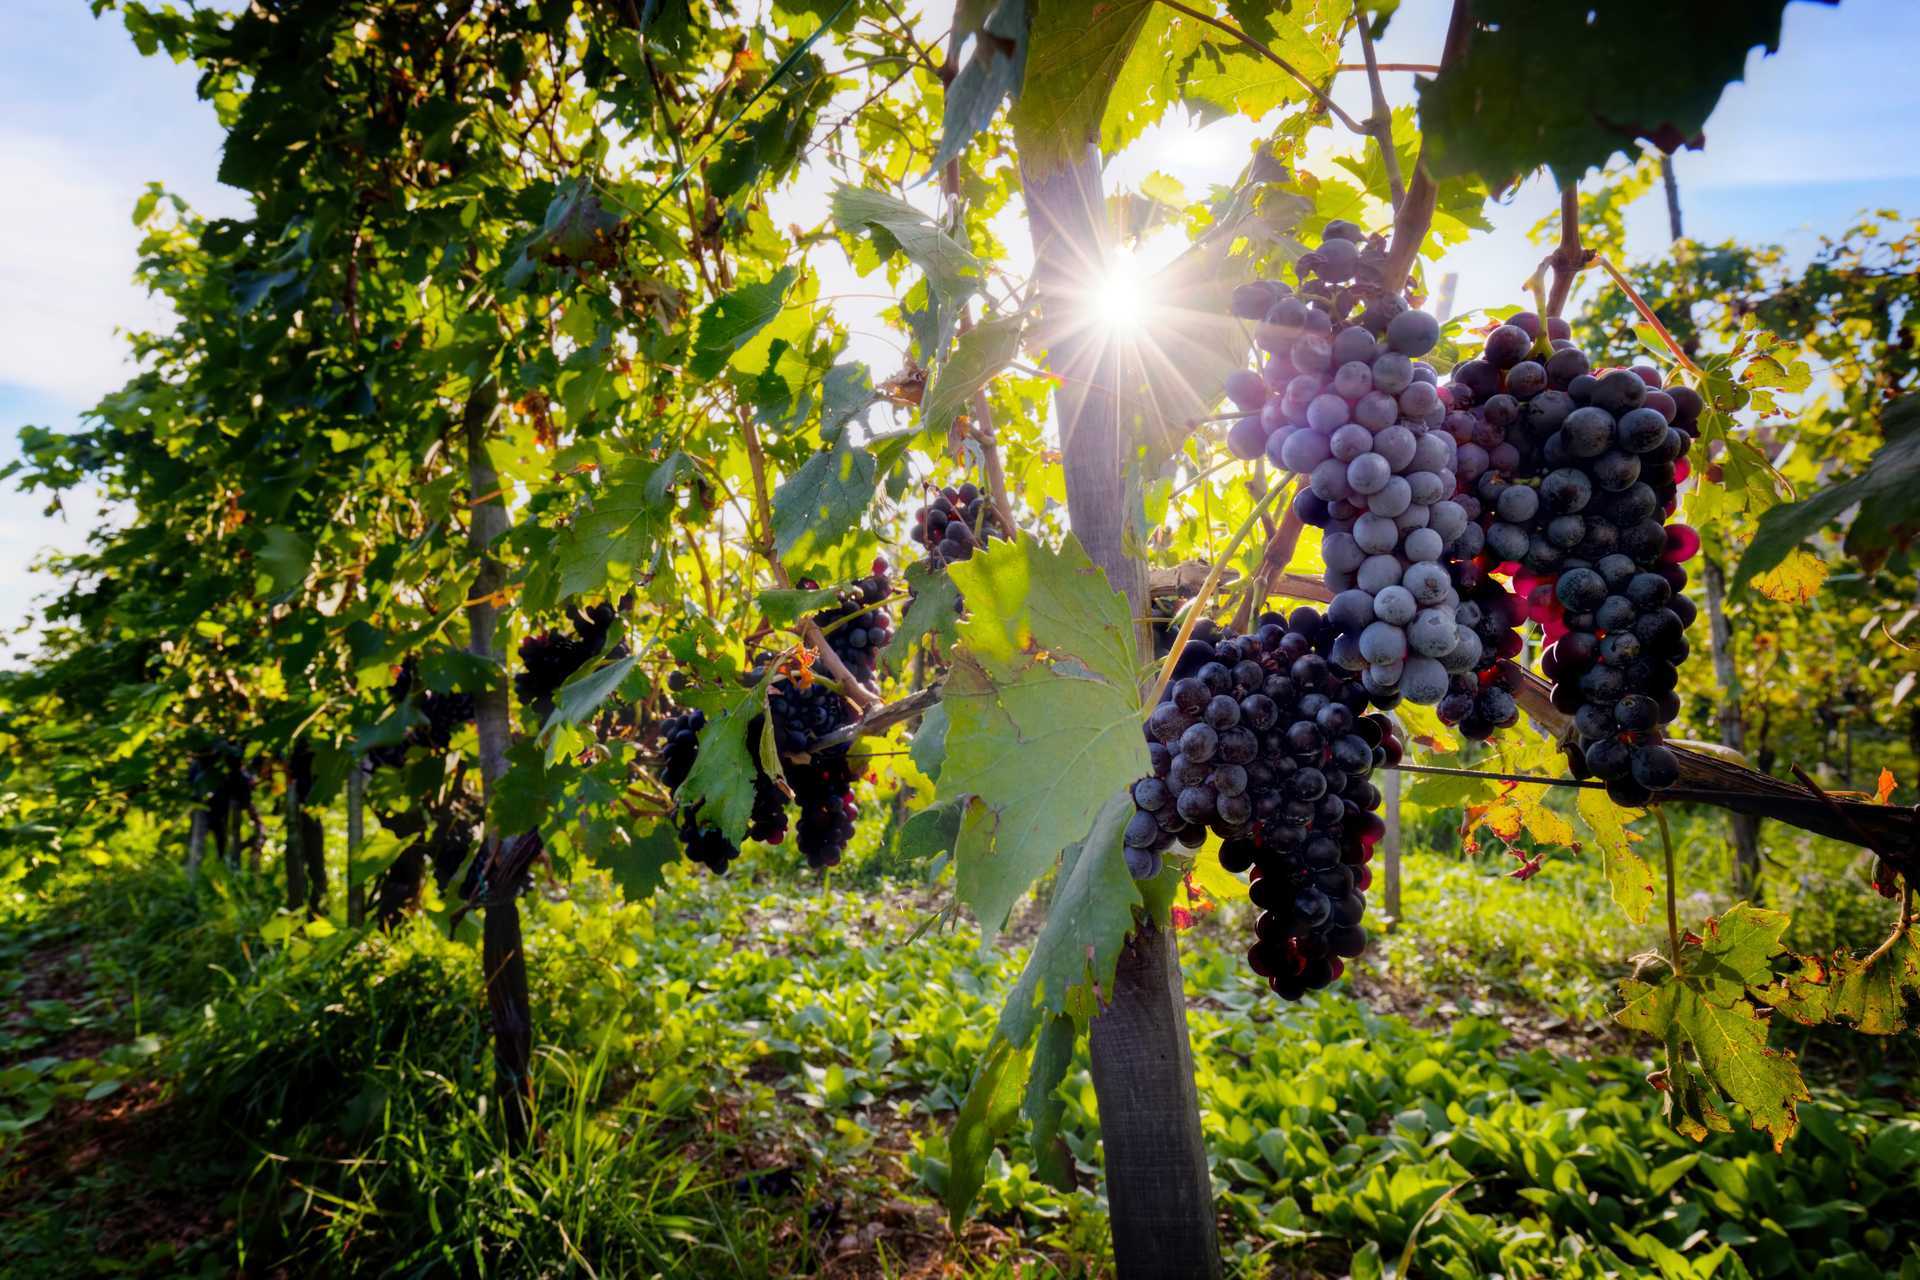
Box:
[3,0,1918,663]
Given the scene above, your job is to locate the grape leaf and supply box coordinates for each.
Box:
[945,790,1141,1221]
[898,797,963,864]
[688,267,797,379]
[770,440,878,561]
[1736,395,1920,587]
[527,457,674,609]
[1750,547,1829,604]
[929,0,1030,176]
[757,585,844,627]
[1416,1,1828,188]
[882,560,961,665]
[943,1031,1028,1224]
[1759,925,1920,1037]
[818,362,875,443]
[1022,1013,1077,1190]
[255,527,313,601]
[1007,0,1155,178]
[1875,768,1898,805]
[675,683,763,846]
[589,819,682,904]
[997,789,1145,1042]
[1615,904,1809,1149]
[538,654,640,754]
[829,185,984,305]
[1577,788,1654,925]
[942,535,1147,935]
[921,313,1024,440]
[909,700,948,780]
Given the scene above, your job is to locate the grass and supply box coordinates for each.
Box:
[2,828,1918,1278]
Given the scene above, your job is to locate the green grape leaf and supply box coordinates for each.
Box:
[589,819,682,904]
[819,361,876,443]
[830,185,984,304]
[757,585,844,627]
[1007,0,1155,179]
[1735,395,1920,588]
[898,797,963,864]
[538,654,640,753]
[921,313,1024,440]
[941,536,1149,934]
[1022,1013,1078,1191]
[770,439,878,561]
[996,790,1144,1044]
[884,560,962,664]
[706,58,831,202]
[947,794,1140,1221]
[1416,0,1820,188]
[930,0,1030,176]
[254,527,313,601]
[529,457,674,608]
[689,267,797,379]
[1577,788,1655,925]
[675,683,764,846]
[943,1031,1028,1225]
[909,700,948,780]
[1615,904,1809,1149]
[1758,924,1920,1036]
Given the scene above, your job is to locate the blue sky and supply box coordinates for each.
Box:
[3,0,1918,662]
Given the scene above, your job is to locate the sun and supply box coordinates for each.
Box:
[1091,250,1152,334]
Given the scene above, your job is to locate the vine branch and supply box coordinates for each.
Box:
[1544,183,1591,318]
[1354,4,1405,210]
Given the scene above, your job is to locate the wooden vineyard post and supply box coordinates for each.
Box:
[462,378,534,1152]
[1025,144,1224,1280]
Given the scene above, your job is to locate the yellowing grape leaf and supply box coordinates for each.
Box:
[942,536,1149,935]
[1578,788,1655,925]
[1751,547,1828,604]
[1758,925,1920,1037]
[1187,837,1249,903]
[1616,904,1809,1150]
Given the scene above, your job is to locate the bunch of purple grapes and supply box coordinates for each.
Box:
[910,483,1003,570]
[658,706,787,873]
[1222,226,1508,711]
[1441,315,1705,799]
[767,679,860,869]
[368,661,476,768]
[803,560,894,684]
[515,602,617,714]
[1124,610,1398,998]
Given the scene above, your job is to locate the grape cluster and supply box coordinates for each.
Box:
[910,483,1004,571]
[368,661,476,768]
[656,677,861,874]
[770,680,861,869]
[1224,227,1498,709]
[658,707,788,874]
[515,602,616,713]
[1443,316,1704,799]
[803,560,894,684]
[1125,610,1398,998]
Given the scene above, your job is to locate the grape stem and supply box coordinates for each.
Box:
[1654,804,1683,966]
[1543,184,1592,320]
[734,404,882,712]
[1150,0,1366,134]
[1354,3,1406,210]
[1594,253,1705,377]
[1231,504,1307,633]
[1144,478,1293,711]
[1376,0,1469,295]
